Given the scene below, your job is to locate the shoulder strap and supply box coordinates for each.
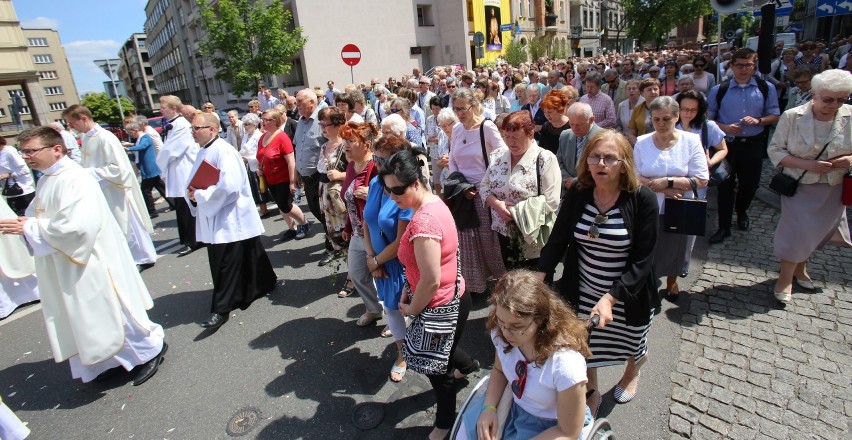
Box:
[479,118,491,166]
[716,77,769,108]
[536,151,543,196]
[785,138,834,183]
[715,80,730,108]
[700,121,708,150]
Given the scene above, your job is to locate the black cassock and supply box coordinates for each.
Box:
[206,236,277,314]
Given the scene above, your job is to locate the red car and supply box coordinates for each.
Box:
[147,116,165,134]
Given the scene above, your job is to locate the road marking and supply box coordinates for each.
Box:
[0,303,42,327]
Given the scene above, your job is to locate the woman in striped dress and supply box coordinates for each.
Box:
[537,130,660,416]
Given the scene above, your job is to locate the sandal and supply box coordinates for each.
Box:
[389,363,407,383]
[337,280,355,298]
[614,371,641,404]
[356,312,382,327]
[665,282,680,302]
[380,325,393,338]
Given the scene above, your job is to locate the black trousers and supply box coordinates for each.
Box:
[140,176,173,216]
[170,196,199,248]
[301,172,333,252]
[716,135,766,229]
[425,291,476,429]
[206,236,277,314]
[5,192,34,216]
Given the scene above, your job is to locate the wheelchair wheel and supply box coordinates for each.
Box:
[586,417,615,439]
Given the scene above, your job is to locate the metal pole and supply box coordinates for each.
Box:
[350,66,354,85]
[718,13,723,81]
[112,77,125,121]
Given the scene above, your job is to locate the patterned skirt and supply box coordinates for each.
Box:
[458,197,506,293]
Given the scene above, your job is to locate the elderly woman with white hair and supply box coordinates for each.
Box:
[386,97,423,146]
[768,69,852,304]
[433,108,459,193]
[238,112,271,215]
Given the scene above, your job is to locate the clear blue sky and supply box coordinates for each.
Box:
[12,0,148,96]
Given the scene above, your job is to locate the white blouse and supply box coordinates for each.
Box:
[634,131,710,212]
[239,130,263,172]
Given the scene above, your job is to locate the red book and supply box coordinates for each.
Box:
[188,160,220,190]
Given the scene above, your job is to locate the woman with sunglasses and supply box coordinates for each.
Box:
[688,56,716,95]
[381,149,478,440]
[362,134,418,381]
[340,121,384,327]
[537,130,659,416]
[768,69,852,304]
[635,97,709,302]
[202,102,222,133]
[387,97,423,147]
[476,270,592,440]
[237,113,271,217]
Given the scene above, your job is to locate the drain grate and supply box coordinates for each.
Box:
[351,402,384,430]
[225,407,262,437]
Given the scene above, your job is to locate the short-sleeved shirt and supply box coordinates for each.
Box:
[634,131,710,208]
[677,120,725,152]
[706,76,780,138]
[398,199,464,308]
[491,330,587,420]
[256,131,295,185]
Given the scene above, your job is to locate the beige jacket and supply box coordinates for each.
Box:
[768,101,852,186]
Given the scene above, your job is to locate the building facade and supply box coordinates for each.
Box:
[512,0,571,56]
[0,1,79,138]
[118,33,159,112]
[569,0,629,56]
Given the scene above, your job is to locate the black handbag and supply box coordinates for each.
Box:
[700,122,732,187]
[663,178,707,236]
[2,176,23,197]
[769,139,832,197]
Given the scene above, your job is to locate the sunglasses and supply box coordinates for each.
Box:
[383,181,413,196]
[191,125,212,132]
[373,155,388,168]
[512,360,528,399]
[588,214,609,239]
[453,105,472,113]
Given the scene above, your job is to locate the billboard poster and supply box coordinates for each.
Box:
[485,0,502,51]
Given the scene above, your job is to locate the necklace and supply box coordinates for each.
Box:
[593,190,620,213]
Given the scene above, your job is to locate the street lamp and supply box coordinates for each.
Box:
[93,59,125,121]
[195,53,211,106]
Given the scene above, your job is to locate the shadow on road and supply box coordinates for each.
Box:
[0,358,118,410]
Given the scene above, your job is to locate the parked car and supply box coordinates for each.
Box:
[100,123,129,142]
[147,116,165,134]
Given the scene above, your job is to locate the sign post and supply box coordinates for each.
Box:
[341,44,361,85]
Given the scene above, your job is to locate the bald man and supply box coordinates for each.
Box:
[293,89,331,258]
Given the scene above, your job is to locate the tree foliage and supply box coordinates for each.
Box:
[528,37,549,61]
[503,39,528,66]
[622,0,712,47]
[81,92,136,123]
[195,0,307,96]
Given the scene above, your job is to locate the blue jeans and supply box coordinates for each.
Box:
[502,400,593,440]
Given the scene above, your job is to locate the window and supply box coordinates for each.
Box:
[0,108,5,117]
[44,86,63,95]
[8,90,25,99]
[38,71,58,80]
[18,106,31,115]
[528,0,534,17]
[417,5,433,26]
[49,102,67,111]
[33,54,53,63]
[28,38,48,47]
[583,11,588,28]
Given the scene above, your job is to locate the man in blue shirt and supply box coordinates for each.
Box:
[707,48,781,244]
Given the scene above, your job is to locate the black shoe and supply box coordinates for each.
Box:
[200,312,229,329]
[132,342,168,386]
[259,210,274,219]
[280,229,298,242]
[295,221,312,240]
[737,214,750,231]
[137,262,155,272]
[93,366,123,382]
[709,228,731,244]
[318,250,339,266]
[176,245,202,257]
[149,213,159,219]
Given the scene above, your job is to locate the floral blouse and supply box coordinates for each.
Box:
[479,143,562,236]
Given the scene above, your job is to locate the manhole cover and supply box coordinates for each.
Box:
[225,407,262,437]
[351,402,384,430]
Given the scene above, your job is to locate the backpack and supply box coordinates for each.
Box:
[715,76,769,109]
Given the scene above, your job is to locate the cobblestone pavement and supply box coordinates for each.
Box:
[668,161,852,439]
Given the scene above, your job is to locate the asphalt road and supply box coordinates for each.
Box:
[0,197,702,439]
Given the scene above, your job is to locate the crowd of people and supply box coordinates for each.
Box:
[1,36,851,439]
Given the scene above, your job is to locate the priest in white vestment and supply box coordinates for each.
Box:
[0,396,29,440]
[186,114,277,329]
[0,127,167,386]
[156,95,202,257]
[62,105,157,269]
[0,200,39,319]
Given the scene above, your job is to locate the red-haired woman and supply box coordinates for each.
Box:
[539,88,577,154]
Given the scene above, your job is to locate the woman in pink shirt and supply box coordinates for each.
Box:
[381,149,479,440]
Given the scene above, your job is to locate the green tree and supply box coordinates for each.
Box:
[503,39,528,66]
[196,0,307,97]
[622,0,712,47]
[80,92,135,123]
[528,37,548,61]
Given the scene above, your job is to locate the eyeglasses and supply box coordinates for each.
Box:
[319,122,334,128]
[818,95,849,105]
[732,63,755,69]
[18,145,53,156]
[588,214,609,239]
[453,105,472,113]
[680,107,699,113]
[260,118,274,122]
[694,64,706,68]
[191,125,212,132]
[389,108,402,113]
[383,181,413,196]
[203,106,213,109]
[447,84,458,89]
[511,360,529,399]
[496,319,534,336]
[587,154,622,167]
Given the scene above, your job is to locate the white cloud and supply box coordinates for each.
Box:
[20,16,60,30]
[63,40,123,95]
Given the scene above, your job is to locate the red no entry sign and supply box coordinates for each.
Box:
[341,44,361,66]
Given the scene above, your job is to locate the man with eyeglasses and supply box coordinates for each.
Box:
[261,88,279,111]
[579,72,617,130]
[61,105,158,270]
[417,76,436,111]
[620,59,640,82]
[707,48,780,244]
[442,79,458,108]
[156,95,202,256]
[293,88,331,256]
[522,83,547,137]
[0,126,168,386]
[601,69,627,107]
[184,114,277,330]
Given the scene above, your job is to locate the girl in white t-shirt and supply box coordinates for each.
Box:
[477,270,593,440]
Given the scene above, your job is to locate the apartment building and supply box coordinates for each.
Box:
[118,33,159,112]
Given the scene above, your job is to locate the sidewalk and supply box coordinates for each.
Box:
[668,161,852,439]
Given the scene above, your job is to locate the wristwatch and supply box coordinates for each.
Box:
[667,177,674,188]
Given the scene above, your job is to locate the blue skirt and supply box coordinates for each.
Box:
[503,400,592,440]
[375,258,405,310]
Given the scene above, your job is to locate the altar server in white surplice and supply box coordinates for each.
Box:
[61,105,157,269]
[0,127,167,386]
[157,95,203,257]
[0,395,29,440]
[186,114,277,330]
[0,199,39,319]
